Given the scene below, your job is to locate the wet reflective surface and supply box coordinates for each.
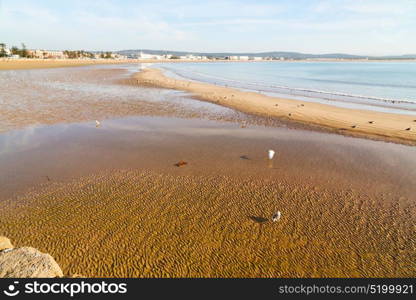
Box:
[0,64,239,132]
[1,115,415,202]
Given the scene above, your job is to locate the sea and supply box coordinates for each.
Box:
[158,61,416,115]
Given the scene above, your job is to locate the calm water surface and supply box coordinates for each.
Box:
[160,61,416,115]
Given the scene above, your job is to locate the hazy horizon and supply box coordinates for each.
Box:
[1,0,415,56]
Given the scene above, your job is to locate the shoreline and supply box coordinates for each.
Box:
[2,58,416,71]
[0,59,219,70]
[134,68,416,145]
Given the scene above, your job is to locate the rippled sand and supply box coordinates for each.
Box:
[1,169,414,277]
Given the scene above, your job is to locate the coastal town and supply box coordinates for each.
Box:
[0,43,129,60]
[2,43,412,62]
[0,43,288,61]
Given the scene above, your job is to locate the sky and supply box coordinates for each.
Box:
[1,0,415,55]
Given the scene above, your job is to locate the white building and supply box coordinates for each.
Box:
[28,50,66,59]
[239,56,249,60]
[185,54,204,60]
[44,50,65,59]
[111,53,127,60]
[138,51,164,60]
[250,56,263,61]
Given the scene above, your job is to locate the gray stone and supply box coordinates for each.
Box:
[0,247,63,278]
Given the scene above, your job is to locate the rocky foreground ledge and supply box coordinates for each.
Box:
[0,236,63,278]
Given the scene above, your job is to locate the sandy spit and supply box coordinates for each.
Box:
[135,68,416,145]
[0,59,143,70]
[0,59,227,70]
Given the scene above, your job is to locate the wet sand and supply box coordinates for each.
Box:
[0,117,415,277]
[135,68,416,145]
[0,64,247,133]
[0,64,415,278]
[0,59,220,71]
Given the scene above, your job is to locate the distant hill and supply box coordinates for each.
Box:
[116,49,416,60]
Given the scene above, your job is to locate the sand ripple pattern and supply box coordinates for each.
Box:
[1,170,414,277]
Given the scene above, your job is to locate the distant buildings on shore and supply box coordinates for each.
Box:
[137,51,209,60]
[136,51,287,61]
[0,47,291,61]
[24,49,127,60]
[1,44,409,62]
[226,55,284,61]
[0,43,128,60]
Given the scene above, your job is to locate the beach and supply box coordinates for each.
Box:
[0,59,219,71]
[135,68,416,145]
[0,62,415,278]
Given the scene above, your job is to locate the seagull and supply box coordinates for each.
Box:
[272,211,281,222]
[268,150,275,160]
[95,120,101,127]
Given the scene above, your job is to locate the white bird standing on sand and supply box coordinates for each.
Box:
[95,120,101,127]
[268,150,275,160]
[272,211,281,222]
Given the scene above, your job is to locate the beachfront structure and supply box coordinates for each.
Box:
[138,51,164,60]
[27,49,66,59]
[27,49,44,59]
[250,57,263,61]
[228,55,252,60]
[185,54,206,60]
[137,52,209,60]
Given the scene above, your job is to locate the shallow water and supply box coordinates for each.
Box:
[160,61,416,114]
[1,115,415,202]
[0,64,239,132]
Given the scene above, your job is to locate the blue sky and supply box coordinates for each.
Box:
[1,0,415,55]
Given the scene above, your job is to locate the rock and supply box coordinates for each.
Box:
[0,237,13,251]
[174,161,188,167]
[0,247,63,278]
